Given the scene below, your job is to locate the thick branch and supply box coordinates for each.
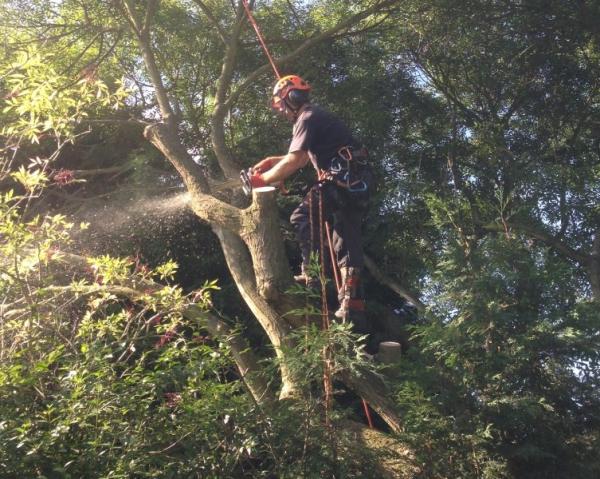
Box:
[121,0,175,123]
[210,1,248,179]
[144,123,243,233]
[142,0,159,36]
[183,305,275,405]
[214,227,300,398]
[364,255,425,311]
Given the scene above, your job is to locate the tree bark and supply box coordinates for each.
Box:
[183,305,275,405]
[242,188,293,300]
[214,226,300,399]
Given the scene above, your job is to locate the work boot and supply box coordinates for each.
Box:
[334,267,368,332]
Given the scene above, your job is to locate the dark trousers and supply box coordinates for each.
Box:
[290,182,367,273]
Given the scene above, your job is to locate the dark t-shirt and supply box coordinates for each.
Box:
[288,104,356,171]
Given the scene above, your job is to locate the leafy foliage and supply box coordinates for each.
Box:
[2,49,128,143]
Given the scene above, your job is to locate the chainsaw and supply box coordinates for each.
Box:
[239,168,253,196]
[202,170,252,195]
[208,169,286,196]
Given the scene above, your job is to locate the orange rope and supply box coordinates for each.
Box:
[241,0,281,79]
[318,189,333,426]
[362,399,374,428]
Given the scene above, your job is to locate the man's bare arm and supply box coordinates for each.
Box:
[261,150,310,184]
[253,155,285,172]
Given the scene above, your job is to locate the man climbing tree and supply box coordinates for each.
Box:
[249,75,374,329]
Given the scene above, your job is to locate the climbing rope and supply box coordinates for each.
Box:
[241,0,281,79]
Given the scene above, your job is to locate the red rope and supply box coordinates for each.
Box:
[241,0,281,80]
[362,399,374,428]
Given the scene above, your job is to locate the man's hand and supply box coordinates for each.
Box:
[253,156,283,173]
[249,172,267,189]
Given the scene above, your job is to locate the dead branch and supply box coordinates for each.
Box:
[340,367,403,434]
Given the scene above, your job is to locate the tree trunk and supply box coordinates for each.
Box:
[214,226,300,399]
[242,188,293,301]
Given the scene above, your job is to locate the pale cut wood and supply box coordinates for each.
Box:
[378,341,402,364]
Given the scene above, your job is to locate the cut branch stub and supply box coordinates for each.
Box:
[241,187,293,301]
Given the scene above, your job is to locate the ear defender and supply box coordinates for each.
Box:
[287,89,310,109]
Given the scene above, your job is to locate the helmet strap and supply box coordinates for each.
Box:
[283,98,301,120]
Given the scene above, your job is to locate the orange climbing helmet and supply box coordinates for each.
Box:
[271,74,311,111]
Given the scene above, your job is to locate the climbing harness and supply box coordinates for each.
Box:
[323,146,370,193]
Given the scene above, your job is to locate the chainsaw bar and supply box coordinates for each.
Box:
[240,168,252,196]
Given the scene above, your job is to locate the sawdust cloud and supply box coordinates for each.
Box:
[73,191,192,255]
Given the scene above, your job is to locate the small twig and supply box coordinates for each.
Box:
[148,432,192,455]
